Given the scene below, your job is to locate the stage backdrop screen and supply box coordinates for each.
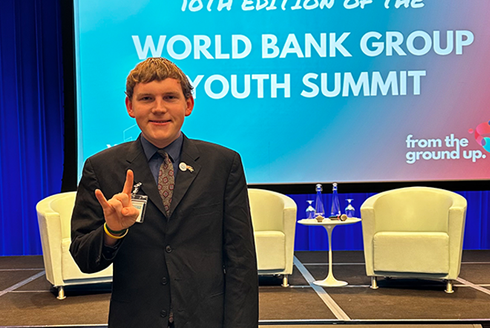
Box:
[73,0,490,184]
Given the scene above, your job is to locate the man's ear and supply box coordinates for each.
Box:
[126,96,135,118]
[185,95,195,116]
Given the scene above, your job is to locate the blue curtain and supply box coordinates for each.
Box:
[0,0,64,256]
[0,0,488,256]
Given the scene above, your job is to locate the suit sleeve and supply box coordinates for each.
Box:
[70,158,120,273]
[222,152,259,328]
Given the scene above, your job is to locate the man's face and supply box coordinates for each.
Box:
[126,78,194,148]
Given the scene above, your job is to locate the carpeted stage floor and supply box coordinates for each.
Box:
[1,250,490,328]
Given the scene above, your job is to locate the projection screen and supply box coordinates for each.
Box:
[73,0,490,184]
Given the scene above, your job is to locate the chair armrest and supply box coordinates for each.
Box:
[361,203,376,276]
[37,199,64,286]
[447,195,467,279]
[281,195,297,275]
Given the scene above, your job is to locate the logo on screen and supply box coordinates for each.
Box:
[469,121,490,153]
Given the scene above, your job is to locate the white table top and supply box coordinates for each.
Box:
[298,217,361,226]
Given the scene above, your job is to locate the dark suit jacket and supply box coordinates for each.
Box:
[70,135,258,328]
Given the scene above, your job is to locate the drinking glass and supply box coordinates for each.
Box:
[306,200,315,219]
[345,199,355,218]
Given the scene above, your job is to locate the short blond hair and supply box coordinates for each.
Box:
[125,57,193,99]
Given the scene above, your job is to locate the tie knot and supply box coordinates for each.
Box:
[157,149,170,162]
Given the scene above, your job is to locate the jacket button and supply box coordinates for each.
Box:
[161,277,168,285]
[160,310,167,318]
[165,245,172,253]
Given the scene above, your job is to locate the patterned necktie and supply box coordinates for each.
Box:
[157,150,174,216]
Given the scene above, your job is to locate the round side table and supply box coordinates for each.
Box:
[298,217,361,287]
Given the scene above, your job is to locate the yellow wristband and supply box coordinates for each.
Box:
[104,223,128,239]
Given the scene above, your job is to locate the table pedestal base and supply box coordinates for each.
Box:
[316,224,349,287]
[313,275,348,287]
[298,218,361,288]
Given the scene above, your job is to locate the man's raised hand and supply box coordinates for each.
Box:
[95,169,140,232]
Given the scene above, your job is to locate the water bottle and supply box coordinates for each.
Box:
[330,182,341,217]
[314,184,325,218]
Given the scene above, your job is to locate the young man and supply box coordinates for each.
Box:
[70,57,258,328]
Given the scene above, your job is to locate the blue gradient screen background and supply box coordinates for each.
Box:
[74,1,490,184]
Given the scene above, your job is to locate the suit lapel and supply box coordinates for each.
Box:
[125,138,167,216]
[169,136,201,217]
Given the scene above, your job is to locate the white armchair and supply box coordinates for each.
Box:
[248,189,297,287]
[36,191,113,299]
[361,187,467,293]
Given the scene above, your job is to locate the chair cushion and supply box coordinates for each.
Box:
[373,231,449,274]
[254,231,285,270]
